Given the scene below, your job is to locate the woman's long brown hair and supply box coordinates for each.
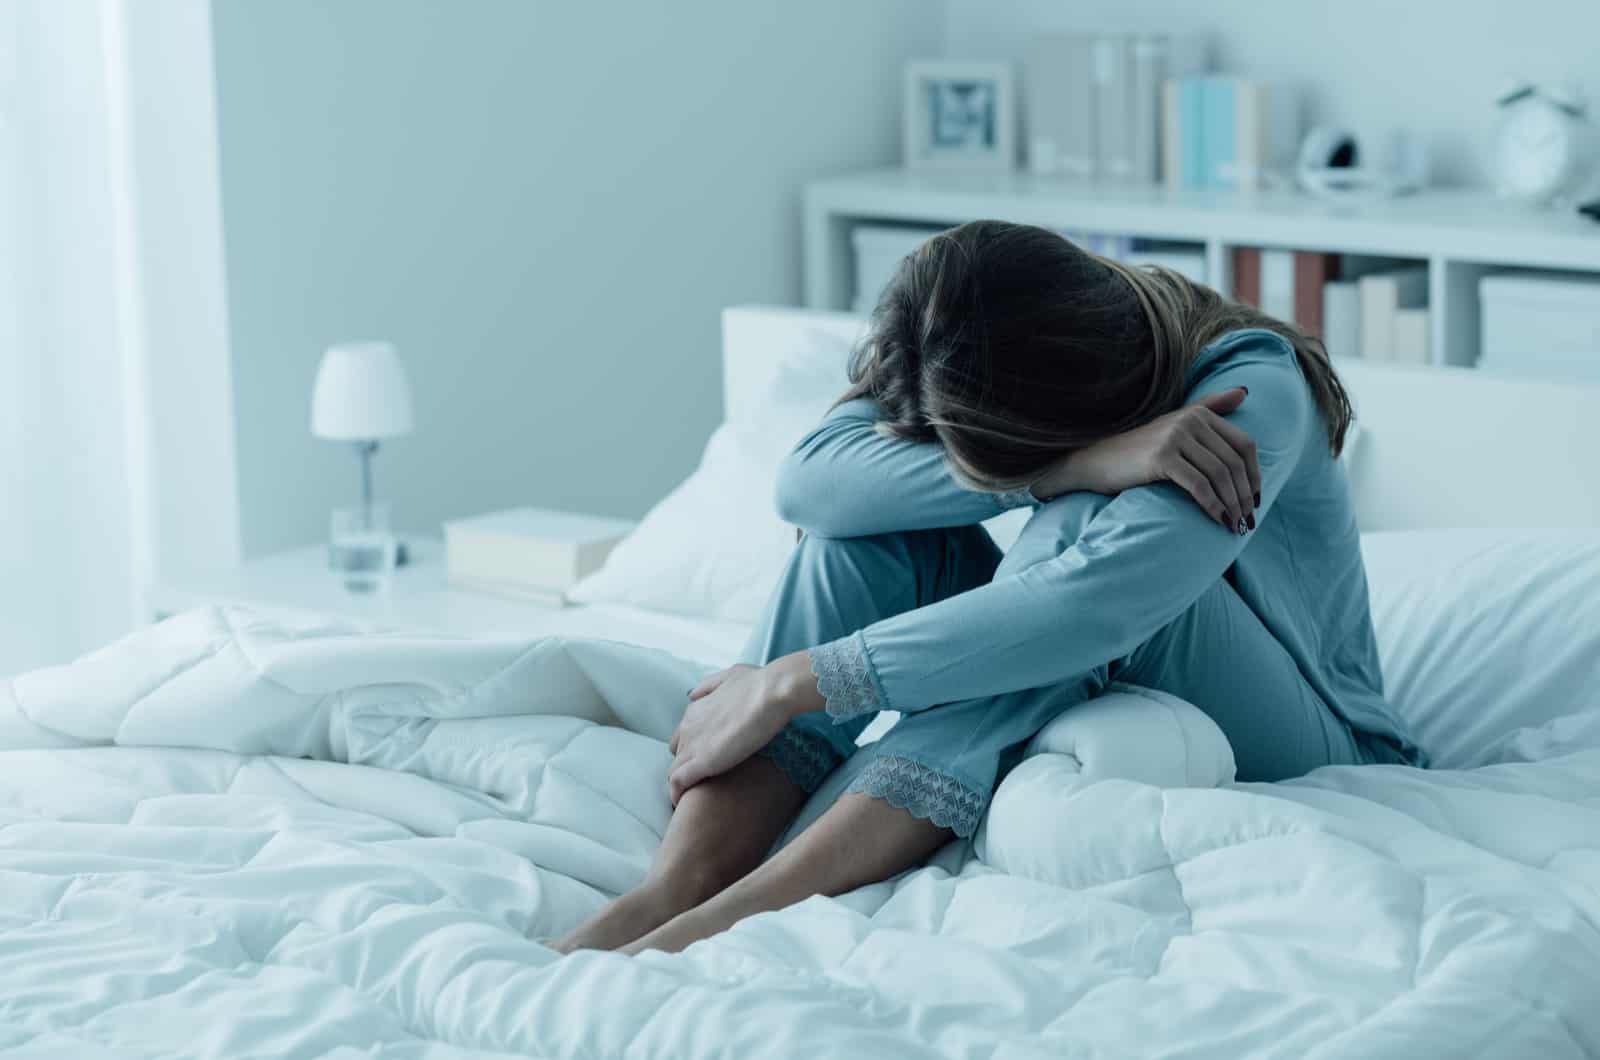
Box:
[840,220,1354,493]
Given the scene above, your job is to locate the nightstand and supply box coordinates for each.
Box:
[147,537,618,640]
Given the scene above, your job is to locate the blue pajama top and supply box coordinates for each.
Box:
[774,328,1423,766]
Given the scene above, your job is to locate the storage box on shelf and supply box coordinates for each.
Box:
[804,168,1600,373]
[1479,272,1600,381]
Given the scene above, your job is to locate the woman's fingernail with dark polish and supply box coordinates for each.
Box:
[1254,492,1261,506]
[1247,513,1256,531]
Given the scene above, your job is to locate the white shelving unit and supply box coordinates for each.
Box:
[803,168,1600,368]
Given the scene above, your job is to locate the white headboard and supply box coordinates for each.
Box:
[721,305,1600,531]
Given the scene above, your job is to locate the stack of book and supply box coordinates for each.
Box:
[1024,33,1204,182]
[1233,249,1430,363]
[1354,267,1430,364]
[1163,77,1298,192]
[443,507,635,606]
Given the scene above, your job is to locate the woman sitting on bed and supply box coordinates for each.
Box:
[553,220,1422,955]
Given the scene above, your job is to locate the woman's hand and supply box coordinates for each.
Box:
[1030,387,1261,533]
[667,652,823,805]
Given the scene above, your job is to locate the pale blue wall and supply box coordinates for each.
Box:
[212,0,942,555]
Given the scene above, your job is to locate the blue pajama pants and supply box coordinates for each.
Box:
[747,493,1381,839]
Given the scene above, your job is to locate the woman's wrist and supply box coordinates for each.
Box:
[767,650,826,720]
[1030,450,1092,503]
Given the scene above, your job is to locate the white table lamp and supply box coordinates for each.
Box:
[311,341,413,532]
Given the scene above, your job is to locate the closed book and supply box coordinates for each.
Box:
[1359,267,1429,362]
[1094,35,1133,181]
[1259,82,1301,177]
[1179,77,1205,189]
[1024,35,1072,174]
[1260,248,1296,322]
[1219,80,1299,190]
[1129,36,1166,183]
[1391,307,1431,364]
[1230,80,1263,191]
[444,507,635,594]
[1232,247,1261,306]
[1162,80,1184,190]
[1322,279,1362,358]
[1201,77,1238,190]
[1293,252,1341,335]
[1061,34,1098,178]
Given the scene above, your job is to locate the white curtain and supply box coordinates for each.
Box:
[0,0,150,673]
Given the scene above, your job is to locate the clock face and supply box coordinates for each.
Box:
[1494,100,1574,201]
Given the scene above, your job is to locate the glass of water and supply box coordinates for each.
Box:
[329,503,399,594]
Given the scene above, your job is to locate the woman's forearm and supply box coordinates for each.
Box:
[774,398,1032,537]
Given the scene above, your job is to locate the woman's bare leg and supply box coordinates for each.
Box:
[549,754,808,953]
[619,792,951,955]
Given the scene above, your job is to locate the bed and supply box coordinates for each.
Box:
[3,306,1599,1058]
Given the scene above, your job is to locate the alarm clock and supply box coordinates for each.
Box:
[1491,79,1592,204]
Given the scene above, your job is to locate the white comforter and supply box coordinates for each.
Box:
[2,608,1596,1059]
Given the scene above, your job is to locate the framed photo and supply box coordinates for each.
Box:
[903,61,1016,172]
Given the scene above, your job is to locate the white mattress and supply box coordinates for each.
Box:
[148,540,754,670]
[2,608,1596,1058]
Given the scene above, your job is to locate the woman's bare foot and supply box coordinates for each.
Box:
[618,903,729,956]
[549,880,698,954]
[621,792,953,956]
[551,756,809,954]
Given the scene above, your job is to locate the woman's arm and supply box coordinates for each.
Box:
[809,341,1315,719]
[774,398,1033,538]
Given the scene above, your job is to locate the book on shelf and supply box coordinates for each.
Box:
[1391,307,1431,365]
[1028,32,1202,182]
[1260,249,1295,324]
[443,506,635,604]
[1292,252,1340,337]
[1128,37,1168,183]
[1231,248,1340,336]
[1093,36,1132,181]
[1321,279,1362,359]
[1359,267,1429,362]
[1164,76,1297,191]
[1025,33,1096,178]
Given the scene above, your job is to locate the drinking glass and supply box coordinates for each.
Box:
[329,502,398,594]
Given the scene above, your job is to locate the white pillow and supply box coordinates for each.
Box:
[569,359,839,623]
[1360,529,1600,768]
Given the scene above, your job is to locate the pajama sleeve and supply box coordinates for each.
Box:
[809,333,1319,720]
[774,397,1035,538]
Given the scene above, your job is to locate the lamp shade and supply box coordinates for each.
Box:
[310,341,414,441]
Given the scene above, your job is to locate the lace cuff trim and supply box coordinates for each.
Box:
[755,726,841,794]
[810,634,883,723]
[844,755,987,838]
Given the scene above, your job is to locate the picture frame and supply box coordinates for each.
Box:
[903,61,1016,172]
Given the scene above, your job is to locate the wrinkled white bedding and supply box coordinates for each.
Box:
[2,608,1597,1059]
